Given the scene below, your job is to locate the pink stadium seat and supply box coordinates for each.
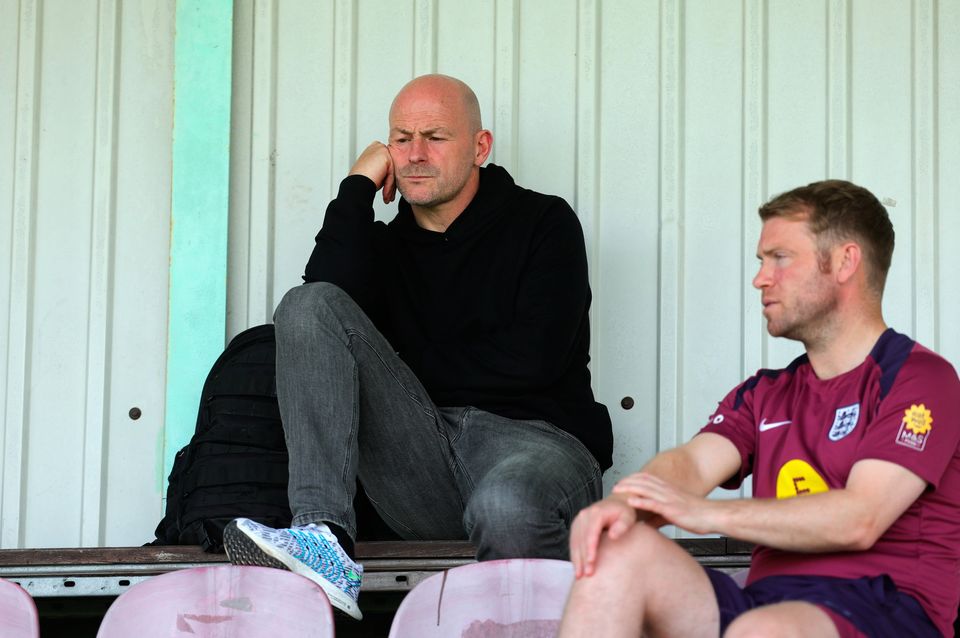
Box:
[389,558,573,638]
[96,565,334,637]
[0,577,39,638]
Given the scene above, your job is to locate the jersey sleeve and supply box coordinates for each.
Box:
[698,378,759,489]
[855,348,960,489]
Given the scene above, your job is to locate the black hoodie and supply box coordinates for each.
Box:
[304,164,612,470]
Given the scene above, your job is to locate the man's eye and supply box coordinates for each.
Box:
[429,136,445,142]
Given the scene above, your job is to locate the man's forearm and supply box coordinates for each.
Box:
[617,435,863,550]
[640,448,715,497]
[706,459,927,553]
[638,433,741,498]
[704,490,877,553]
[619,455,927,555]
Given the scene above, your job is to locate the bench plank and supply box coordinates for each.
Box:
[0,538,751,598]
[0,541,477,567]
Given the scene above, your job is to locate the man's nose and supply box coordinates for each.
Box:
[752,264,770,289]
[408,137,427,162]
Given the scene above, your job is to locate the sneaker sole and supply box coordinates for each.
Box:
[222,520,363,620]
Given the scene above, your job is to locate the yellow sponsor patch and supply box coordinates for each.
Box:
[897,403,933,451]
[776,459,830,499]
[902,404,933,435]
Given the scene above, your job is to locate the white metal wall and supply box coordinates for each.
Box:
[1,0,957,548]
[0,0,174,548]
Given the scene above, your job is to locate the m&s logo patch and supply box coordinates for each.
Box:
[896,404,933,451]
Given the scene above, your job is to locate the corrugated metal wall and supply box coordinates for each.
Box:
[1,0,174,548]
[1,0,957,548]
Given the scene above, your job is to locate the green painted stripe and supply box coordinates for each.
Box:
[164,0,233,484]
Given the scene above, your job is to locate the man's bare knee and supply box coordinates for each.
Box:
[596,523,672,569]
[583,523,703,597]
[562,525,719,638]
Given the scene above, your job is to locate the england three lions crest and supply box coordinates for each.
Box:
[828,404,860,441]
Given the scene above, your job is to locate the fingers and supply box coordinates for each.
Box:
[568,509,596,578]
[614,476,712,535]
[606,514,630,540]
[613,473,670,502]
[580,508,606,577]
[613,471,663,492]
[568,497,637,579]
[382,146,397,204]
[568,514,586,577]
[382,171,395,203]
[615,475,675,511]
[625,495,659,513]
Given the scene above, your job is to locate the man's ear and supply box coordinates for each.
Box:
[474,129,493,166]
[835,242,863,285]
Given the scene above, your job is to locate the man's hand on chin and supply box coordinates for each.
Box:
[349,141,397,204]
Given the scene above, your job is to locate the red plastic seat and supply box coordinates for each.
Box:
[96,565,335,637]
[0,577,39,638]
[389,558,573,637]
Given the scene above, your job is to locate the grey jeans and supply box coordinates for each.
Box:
[274,282,603,560]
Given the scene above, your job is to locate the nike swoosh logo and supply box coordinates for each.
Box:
[759,418,792,432]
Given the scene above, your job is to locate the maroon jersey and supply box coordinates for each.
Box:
[700,329,960,636]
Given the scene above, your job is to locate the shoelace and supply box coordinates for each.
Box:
[290,530,361,598]
[289,528,345,582]
[283,526,362,596]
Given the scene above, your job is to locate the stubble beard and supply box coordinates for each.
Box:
[397,159,474,209]
[767,291,839,349]
[398,177,450,208]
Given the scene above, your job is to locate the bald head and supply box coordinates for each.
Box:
[386,73,492,223]
[390,74,483,134]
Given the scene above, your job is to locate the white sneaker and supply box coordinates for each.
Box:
[223,518,363,620]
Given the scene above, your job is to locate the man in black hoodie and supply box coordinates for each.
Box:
[224,74,612,619]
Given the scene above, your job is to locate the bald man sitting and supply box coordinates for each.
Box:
[223,74,612,619]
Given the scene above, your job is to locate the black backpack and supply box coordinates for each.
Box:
[151,324,292,552]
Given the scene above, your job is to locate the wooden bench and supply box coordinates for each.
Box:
[0,538,752,599]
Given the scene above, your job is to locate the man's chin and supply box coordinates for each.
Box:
[396,186,434,206]
[766,322,807,344]
[400,194,439,207]
[764,321,786,338]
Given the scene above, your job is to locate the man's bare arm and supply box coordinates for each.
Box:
[569,433,741,578]
[614,458,926,552]
[639,433,743,496]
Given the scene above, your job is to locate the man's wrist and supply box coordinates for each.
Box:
[703,498,733,536]
[338,174,378,203]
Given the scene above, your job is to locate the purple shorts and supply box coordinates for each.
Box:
[705,570,940,638]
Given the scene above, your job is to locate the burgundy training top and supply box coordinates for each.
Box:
[701,329,960,637]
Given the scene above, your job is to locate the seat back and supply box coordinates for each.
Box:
[96,565,334,637]
[389,558,573,638]
[0,578,40,638]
